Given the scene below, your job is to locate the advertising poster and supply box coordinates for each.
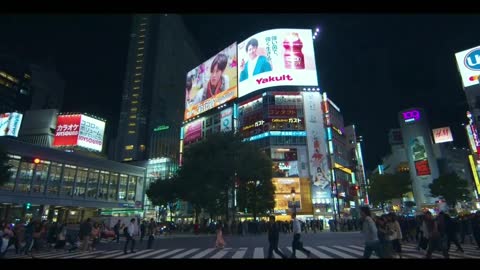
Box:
[238,29,318,97]
[183,118,203,145]
[77,115,106,152]
[53,115,82,147]
[0,112,23,137]
[302,92,330,199]
[185,43,237,120]
[410,136,431,176]
[220,107,233,132]
[432,127,453,144]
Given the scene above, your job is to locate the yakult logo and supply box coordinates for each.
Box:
[402,110,420,123]
[465,48,480,71]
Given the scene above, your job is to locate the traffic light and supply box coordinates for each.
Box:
[33,158,41,164]
[349,185,360,197]
[25,202,31,210]
[21,156,41,164]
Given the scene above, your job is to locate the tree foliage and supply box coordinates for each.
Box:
[146,131,275,222]
[0,146,12,187]
[368,172,412,207]
[429,172,471,207]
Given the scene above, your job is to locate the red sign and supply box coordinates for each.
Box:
[53,115,81,147]
[414,160,431,176]
[268,105,298,118]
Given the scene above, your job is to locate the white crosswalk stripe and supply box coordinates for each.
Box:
[5,243,480,259]
[253,247,264,258]
[232,247,247,259]
[317,246,356,258]
[210,248,231,258]
[172,248,200,258]
[190,248,216,258]
[346,245,380,258]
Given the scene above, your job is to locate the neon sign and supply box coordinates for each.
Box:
[402,110,420,123]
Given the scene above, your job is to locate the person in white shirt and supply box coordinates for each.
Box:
[360,206,381,258]
[124,218,137,254]
[291,213,311,258]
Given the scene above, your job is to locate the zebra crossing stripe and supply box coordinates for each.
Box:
[333,245,365,257]
[153,248,184,258]
[232,247,248,259]
[304,246,333,258]
[171,248,200,258]
[191,248,216,259]
[60,250,106,259]
[286,247,307,259]
[115,249,155,259]
[134,249,168,259]
[210,248,232,259]
[401,245,466,259]
[96,250,126,259]
[253,247,264,259]
[347,245,381,258]
[32,250,81,259]
[317,246,356,258]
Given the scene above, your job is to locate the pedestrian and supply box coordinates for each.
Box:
[471,211,480,250]
[147,218,156,249]
[290,213,311,258]
[444,212,464,253]
[359,206,381,258]
[140,220,146,243]
[112,219,121,243]
[423,211,448,259]
[79,218,92,252]
[387,213,403,258]
[124,218,137,254]
[267,216,287,259]
[214,222,226,249]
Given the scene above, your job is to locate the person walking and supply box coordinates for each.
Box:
[124,218,137,254]
[290,213,311,258]
[214,222,226,249]
[147,218,156,249]
[360,206,381,258]
[423,211,448,259]
[267,215,287,259]
[112,220,121,244]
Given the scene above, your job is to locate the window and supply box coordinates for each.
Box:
[139,35,146,37]
[140,28,146,32]
[98,171,109,199]
[16,161,34,193]
[119,174,128,200]
[131,100,138,104]
[135,73,142,76]
[128,123,136,127]
[130,107,138,112]
[127,176,137,201]
[138,47,144,51]
[47,162,62,195]
[133,86,140,90]
[135,66,142,70]
[87,169,99,198]
[137,53,144,57]
[140,23,146,26]
[140,144,146,151]
[109,173,119,200]
[61,165,77,196]
[134,79,141,83]
[138,41,144,44]
[123,158,133,161]
[32,161,50,194]
[129,115,136,119]
[74,167,88,197]
[125,145,134,150]
[128,130,136,134]
[132,93,139,97]
[1,158,19,191]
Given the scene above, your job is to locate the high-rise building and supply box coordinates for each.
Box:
[29,62,65,111]
[114,14,202,163]
[0,54,32,113]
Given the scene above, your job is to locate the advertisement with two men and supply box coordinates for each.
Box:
[184,43,238,120]
[238,29,318,98]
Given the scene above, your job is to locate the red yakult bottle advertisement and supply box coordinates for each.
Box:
[283,32,305,69]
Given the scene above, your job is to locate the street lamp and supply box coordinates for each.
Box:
[291,187,297,214]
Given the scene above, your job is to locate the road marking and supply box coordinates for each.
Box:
[317,246,356,258]
[210,248,231,259]
[232,247,247,259]
[253,247,264,259]
[61,250,105,259]
[333,245,364,257]
[191,248,216,259]
[96,250,127,259]
[171,248,200,258]
[286,247,307,258]
[153,248,184,258]
[304,246,333,258]
[116,249,155,259]
[134,249,168,259]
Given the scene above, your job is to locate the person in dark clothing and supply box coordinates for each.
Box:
[472,211,480,250]
[147,218,156,249]
[140,220,146,243]
[444,213,464,253]
[112,220,121,243]
[267,216,287,259]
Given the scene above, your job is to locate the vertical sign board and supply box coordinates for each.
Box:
[302,92,330,199]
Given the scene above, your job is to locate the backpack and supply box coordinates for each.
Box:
[123,226,129,236]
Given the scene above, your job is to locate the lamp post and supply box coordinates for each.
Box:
[291,188,297,214]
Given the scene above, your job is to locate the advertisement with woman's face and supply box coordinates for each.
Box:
[238,29,318,98]
[184,43,238,120]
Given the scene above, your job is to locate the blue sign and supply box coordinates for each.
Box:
[465,49,480,71]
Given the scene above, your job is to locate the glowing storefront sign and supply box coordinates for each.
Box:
[469,155,480,194]
[402,110,420,123]
[243,130,307,142]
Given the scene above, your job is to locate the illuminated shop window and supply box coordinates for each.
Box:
[138,47,144,51]
[137,53,144,57]
[135,73,142,76]
[134,80,141,83]
[140,144,146,151]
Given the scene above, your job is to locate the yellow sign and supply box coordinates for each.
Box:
[334,163,352,174]
[468,155,480,194]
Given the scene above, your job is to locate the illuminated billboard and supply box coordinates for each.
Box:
[409,136,431,176]
[432,127,453,144]
[53,114,105,152]
[183,118,203,146]
[238,29,318,98]
[185,43,237,120]
[455,45,480,88]
[0,112,23,137]
[220,107,233,132]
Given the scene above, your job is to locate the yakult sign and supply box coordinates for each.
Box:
[238,29,318,98]
[53,114,105,152]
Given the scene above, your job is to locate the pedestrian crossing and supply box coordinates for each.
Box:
[5,243,479,259]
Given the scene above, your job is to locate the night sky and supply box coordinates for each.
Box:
[1,14,477,170]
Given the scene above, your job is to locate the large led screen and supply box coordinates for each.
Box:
[53,114,105,152]
[0,112,23,137]
[77,115,106,152]
[238,29,318,98]
[185,43,237,120]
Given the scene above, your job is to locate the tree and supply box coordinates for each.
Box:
[429,172,471,208]
[0,146,12,187]
[146,177,180,221]
[368,172,412,209]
